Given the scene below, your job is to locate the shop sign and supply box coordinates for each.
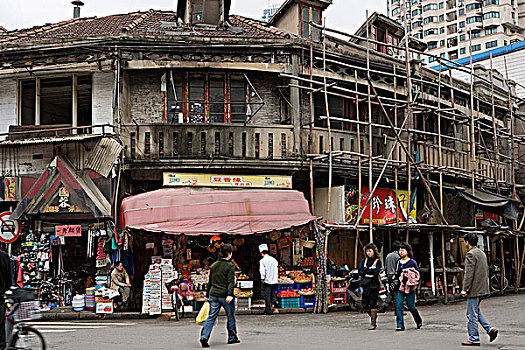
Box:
[276,236,293,249]
[360,188,417,225]
[163,173,292,189]
[44,187,83,213]
[4,177,16,201]
[0,212,21,243]
[55,225,82,237]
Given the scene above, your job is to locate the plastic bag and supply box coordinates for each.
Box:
[196,301,210,326]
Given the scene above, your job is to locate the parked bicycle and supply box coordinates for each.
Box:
[489,262,508,291]
[164,278,185,321]
[5,287,46,350]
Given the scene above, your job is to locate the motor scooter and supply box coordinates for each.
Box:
[346,269,388,313]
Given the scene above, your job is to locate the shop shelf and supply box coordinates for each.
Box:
[294,282,313,290]
[300,295,315,308]
[278,297,300,309]
[236,297,251,310]
[329,292,347,305]
[276,284,294,293]
[330,280,347,294]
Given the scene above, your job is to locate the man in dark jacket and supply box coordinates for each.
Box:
[200,244,240,348]
[461,233,498,347]
[0,248,12,348]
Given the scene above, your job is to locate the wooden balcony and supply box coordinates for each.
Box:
[121,123,508,182]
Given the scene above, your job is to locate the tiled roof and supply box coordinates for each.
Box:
[0,10,289,45]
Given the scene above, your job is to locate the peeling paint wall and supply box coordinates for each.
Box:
[0,78,17,140]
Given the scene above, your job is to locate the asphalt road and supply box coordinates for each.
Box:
[37,293,525,350]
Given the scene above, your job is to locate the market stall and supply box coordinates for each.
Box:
[119,187,318,314]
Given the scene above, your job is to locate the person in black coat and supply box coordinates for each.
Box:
[0,248,12,348]
[358,243,382,330]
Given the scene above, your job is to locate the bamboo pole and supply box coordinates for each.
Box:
[394,64,400,229]
[500,236,505,295]
[442,230,448,304]
[366,10,373,243]
[489,53,500,193]
[503,57,517,199]
[468,29,476,195]
[404,24,412,235]
[308,9,315,215]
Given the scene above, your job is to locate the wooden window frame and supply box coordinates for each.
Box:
[300,4,322,40]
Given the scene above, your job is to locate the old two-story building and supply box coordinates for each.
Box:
[0,0,523,310]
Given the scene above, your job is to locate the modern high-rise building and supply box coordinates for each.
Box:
[388,0,525,63]
[262,1,284,22]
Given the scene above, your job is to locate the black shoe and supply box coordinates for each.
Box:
[200,338,210,348]
[417,322,423,329]
[228,339,241,345]
[489,328,498,342]
[396,327,405,331]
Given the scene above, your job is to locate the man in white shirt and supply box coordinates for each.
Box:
[259,244,279,315]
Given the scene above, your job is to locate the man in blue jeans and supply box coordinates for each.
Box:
[200,244,240,348]
[461,233,498,347]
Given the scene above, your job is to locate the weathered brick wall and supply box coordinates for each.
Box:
[0,78,17,140]
[130,70,163,123]
[246,74,283,125]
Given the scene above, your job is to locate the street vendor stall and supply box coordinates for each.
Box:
[120,187,318,314]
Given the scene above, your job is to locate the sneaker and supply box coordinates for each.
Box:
[200,338,210,348]
[395,327,405,332]
[228,339,241,345]
[461,341,480,347]
[489,328,498,342]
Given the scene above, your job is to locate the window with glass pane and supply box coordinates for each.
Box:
[77,75,92,127]
[167,74,184,123]
[329,96,343,130]
[189,76,205,123]
[20,80,36,125]
[40,77,72,125]
[302,6,320,40]
[209,76,225,123]
[230,78,246,123]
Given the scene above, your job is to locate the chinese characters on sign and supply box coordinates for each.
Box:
[44,187,83,213]
[55,225,82,237]
[360,188,417,225]
[162,173,293,189]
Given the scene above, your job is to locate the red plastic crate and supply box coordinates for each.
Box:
[329,292,347,305]
[330,280,347,294]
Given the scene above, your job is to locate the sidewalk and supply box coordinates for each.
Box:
[41,306,314,320]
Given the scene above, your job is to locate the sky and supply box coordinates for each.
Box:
[0,0,386,35]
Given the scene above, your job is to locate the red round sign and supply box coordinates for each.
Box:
[0,212,21,243]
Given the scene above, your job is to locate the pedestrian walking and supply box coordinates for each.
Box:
[461,233,498,347]
[385,241,401,310]
[358,243,382,330]
[0,248,12,348]
[200,244,240,348]
[259,244,279,315]
[395,242,422,331]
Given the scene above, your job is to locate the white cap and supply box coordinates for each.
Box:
[259,244,268,253]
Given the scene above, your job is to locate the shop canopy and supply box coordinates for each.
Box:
[120,188,317,235]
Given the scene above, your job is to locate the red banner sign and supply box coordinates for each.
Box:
[360,188,415,225]
[55,225,82,237]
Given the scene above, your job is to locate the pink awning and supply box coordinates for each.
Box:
[120,188,316,235]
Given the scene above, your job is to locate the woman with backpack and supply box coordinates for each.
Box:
[358,243,382,330]
[395,242,423,331]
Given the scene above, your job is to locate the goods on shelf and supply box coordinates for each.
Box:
[237,273,250,280]
[277,277,294,284]
[298,288,314,296]
[297,257,314,266]
[294,276,312,283]
[277,290,299,298]
[234,291,253,298]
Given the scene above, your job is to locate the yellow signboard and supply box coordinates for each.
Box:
[163,173,292,189]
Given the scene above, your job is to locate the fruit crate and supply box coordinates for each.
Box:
[330,280,348,294]
[277,283,294,293]
[300,295,315,308]
[278,297,300,309]
[329,292,347,305]
[236,297,252,310]
[294,282,313,290]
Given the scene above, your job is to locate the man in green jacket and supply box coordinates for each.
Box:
[200,244,240,348]
[461,233,498,347]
